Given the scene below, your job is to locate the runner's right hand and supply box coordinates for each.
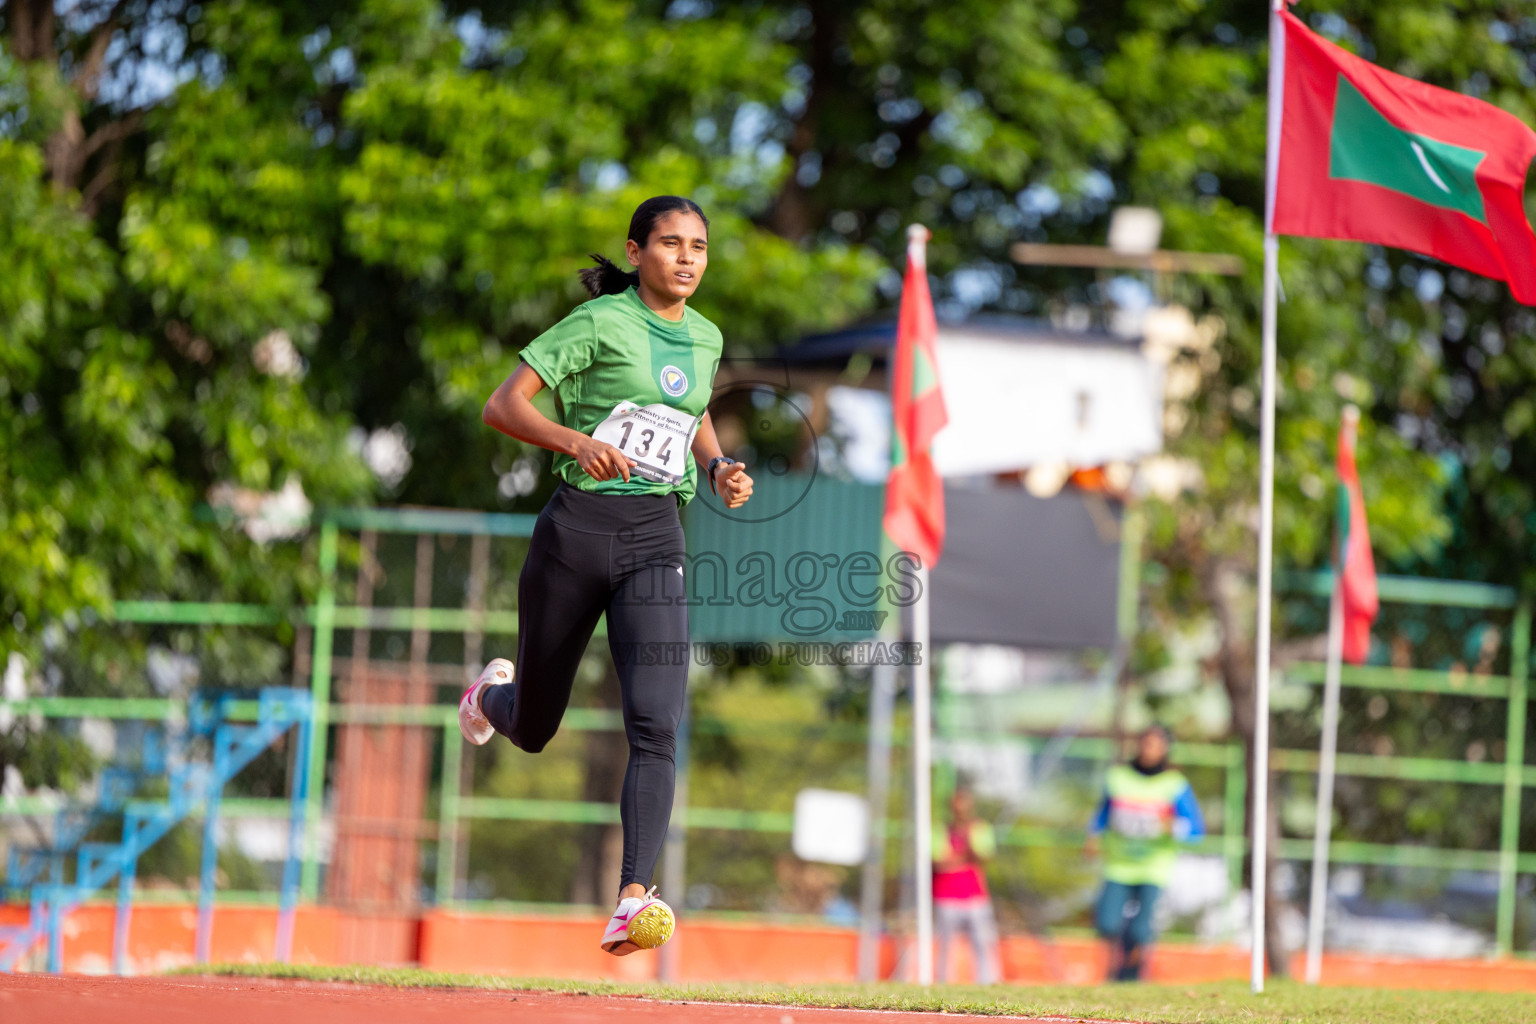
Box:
[572,436,638,483]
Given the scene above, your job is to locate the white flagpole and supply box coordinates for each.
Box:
[901,222,936,988]
[913,565,934,986]
[1302,586,1343,984]
[1252,0,1286,995]
[858,653,897,981]
[1302,582,1344,984]
[1305,406,1358,984]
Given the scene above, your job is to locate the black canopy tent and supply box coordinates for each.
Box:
[928,484,1122,650]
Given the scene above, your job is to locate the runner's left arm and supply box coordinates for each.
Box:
[691,412,754,508]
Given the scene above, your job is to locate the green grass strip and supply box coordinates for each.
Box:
[180,962,1536,1023]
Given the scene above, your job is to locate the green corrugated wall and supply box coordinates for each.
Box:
[683,473,891,643]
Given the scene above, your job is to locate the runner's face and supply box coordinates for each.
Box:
[1138,730,1168,766]
[626,211,708,301]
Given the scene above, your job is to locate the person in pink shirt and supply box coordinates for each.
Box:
[932,784,1000,983]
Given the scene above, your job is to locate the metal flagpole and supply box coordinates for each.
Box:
[1252,0,1287,995]
[913,566,934,986]
[858,655,898,980]
[1304,538,1345,982]
[1305,407,1358,984]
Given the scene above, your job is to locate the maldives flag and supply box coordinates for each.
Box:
[1273,10,1536,304]
[884,232,948,568]
[1335,420,1378,665]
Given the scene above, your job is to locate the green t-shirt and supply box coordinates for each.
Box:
[518,287,723,505]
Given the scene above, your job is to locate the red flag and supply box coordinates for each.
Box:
[1335,420,1378,664]
[1273,11,1536,304]
[884,231,948,568]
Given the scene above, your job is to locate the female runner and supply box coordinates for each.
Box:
[456,196,752,956]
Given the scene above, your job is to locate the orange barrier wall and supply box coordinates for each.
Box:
[0,903,417,975]
[416,910,1536,992]
[8,902,1536,992]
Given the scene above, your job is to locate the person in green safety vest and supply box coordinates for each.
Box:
[932,782,1001,984]
[1085,724,1205,981]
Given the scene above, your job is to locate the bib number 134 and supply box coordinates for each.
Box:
[591,401,700,486]
[618,420,672,463]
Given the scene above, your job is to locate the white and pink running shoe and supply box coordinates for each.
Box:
[458,658,514,746]
[600,886,675,955]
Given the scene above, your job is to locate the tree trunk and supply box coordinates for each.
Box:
[5,0,56,63]
[1262,769,1288,975]
[4,0,136,210]
[762,1,845,242]
[1204,554,1290,977]
[569,661,628,906]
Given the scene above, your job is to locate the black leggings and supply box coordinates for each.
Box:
[480,482,689,893]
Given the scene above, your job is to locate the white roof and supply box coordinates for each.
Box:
[930,326,1164,477]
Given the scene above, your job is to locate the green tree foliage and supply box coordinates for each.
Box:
[0,0,881,764]
[1,5,372,803]
[322,0,881,508]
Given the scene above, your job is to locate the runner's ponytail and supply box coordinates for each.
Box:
[578,196,709,299]
[579,254,639,298]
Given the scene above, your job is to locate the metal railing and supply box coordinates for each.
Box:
[1,507,1531,957]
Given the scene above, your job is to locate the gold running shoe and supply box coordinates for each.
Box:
[600,886,675,955]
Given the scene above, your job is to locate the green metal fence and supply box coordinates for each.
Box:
[2,506,1532,954]
[1280,570,1529,954]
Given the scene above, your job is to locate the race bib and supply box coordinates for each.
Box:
[591,401,701,485]
[1108,802,1170,841]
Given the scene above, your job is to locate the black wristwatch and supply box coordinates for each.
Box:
[706,456,736,495]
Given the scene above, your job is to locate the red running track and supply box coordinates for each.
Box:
[0,974,1117,1024]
